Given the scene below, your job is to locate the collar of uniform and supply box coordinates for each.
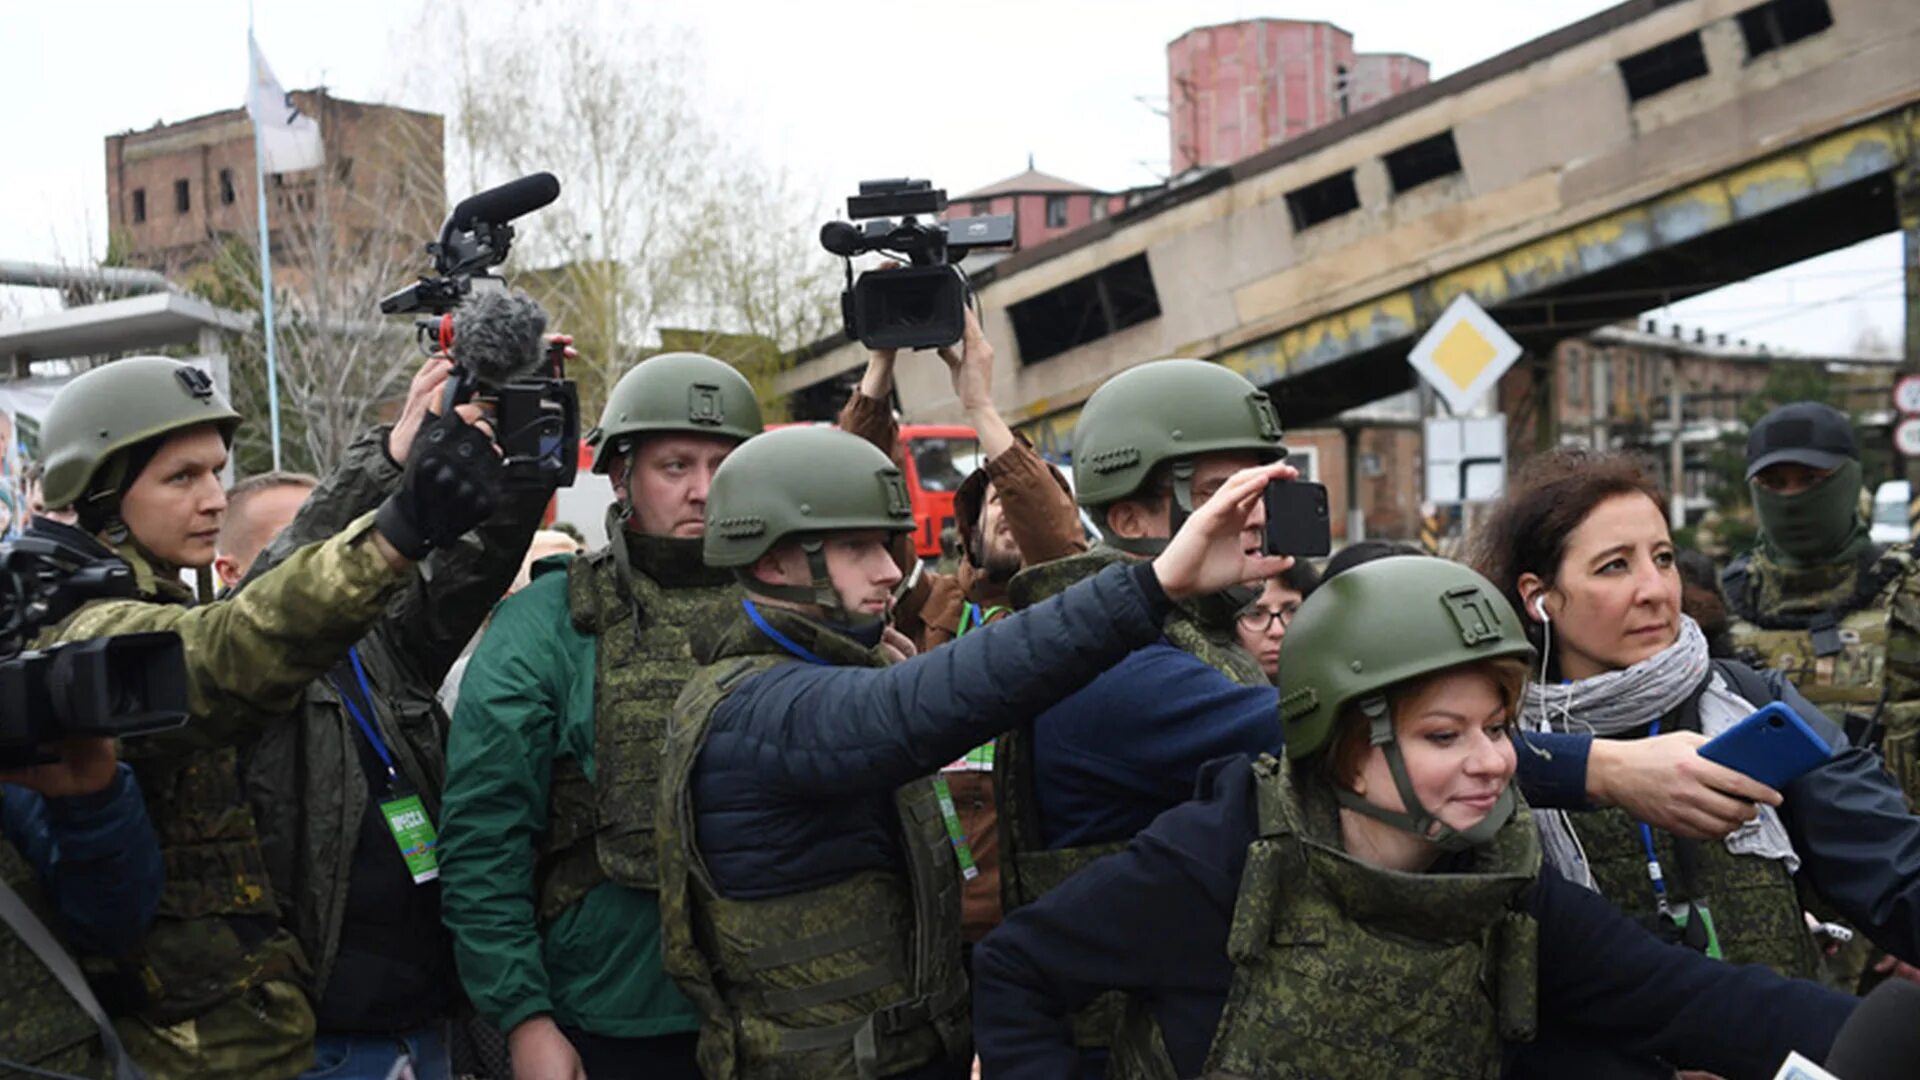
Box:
[1178,586,1249,636]
[1287,766,1539,937]
[621,528,730,588]
[1748,546,1871,616]
[695,597,888,669]
[105,533,195,606]
[1007,546,1130,609]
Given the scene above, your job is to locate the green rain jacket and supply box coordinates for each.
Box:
[438,557,700,1039]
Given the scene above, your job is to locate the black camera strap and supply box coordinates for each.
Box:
[0,876,146,1079]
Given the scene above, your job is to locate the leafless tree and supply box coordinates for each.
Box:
[420,0,839,418]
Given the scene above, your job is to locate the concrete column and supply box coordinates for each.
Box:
[1344,425,1366,543]
[1669,357,1685,530]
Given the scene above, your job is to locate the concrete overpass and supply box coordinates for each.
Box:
[776,0,1920,460]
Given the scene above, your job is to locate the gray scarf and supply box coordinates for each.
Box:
[1521,616,1798,890]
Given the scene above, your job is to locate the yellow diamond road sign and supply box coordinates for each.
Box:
[1408,295,1523,415]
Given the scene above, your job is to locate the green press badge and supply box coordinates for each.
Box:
[380,794,441,884]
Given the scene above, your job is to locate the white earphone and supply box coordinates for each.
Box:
[1530,593,1550,623]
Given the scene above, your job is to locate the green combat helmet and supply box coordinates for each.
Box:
[1279,556,1535,850]
[585,351,764,474]
[1071,359,1284,555]
[703,425,913,622]
[39,356,242,517]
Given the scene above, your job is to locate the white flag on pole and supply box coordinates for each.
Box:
[246,33,324,174]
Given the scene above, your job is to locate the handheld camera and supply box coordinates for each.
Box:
[819,178,1015,351]
[380,172,580,489]
[0,532,189,770]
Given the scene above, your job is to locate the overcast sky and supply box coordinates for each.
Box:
[0,0,1902,355]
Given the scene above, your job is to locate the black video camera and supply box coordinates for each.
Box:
[0,533,189,770]
[820,178,1015,351]
[380,172,580,490]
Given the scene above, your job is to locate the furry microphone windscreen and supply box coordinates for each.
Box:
[451,288,550,388]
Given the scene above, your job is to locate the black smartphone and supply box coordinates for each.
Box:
[1262,480,1332,557]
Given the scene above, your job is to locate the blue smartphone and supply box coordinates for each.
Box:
[1698,702,1832,790]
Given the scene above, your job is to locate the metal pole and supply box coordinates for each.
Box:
[250,21,284,471]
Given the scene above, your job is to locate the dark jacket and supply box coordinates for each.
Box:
[973,754,1856,1080]
[2,765,162,957]
[692,562,1173,902]
[1028,644,1598,849]
[839,388,1088,942]
[238,425,550,1019]
[1666,660,1920,969]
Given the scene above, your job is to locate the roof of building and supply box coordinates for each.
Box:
[958,168,1101,198]
[113,88,439,141]
[0,291,251,363]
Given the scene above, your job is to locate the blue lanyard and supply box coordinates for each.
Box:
[1637,719,1672,915]
[742,600,829,666]
[329,647,398,786]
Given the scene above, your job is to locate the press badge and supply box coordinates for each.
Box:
[380,793,441,884]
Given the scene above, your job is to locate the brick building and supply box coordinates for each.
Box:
[104,90,444,284]
[1167,19,1431,174]
[940,167,1165,256]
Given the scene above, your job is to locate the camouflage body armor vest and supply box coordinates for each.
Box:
[1113,755,1540,1080]
[993,549,1269,1051]
[1568,669,1822,980]
[537,533,734,920]
[1725,546,1903,741]
[0,838,109,1079]
[1726,545,1920,810]
[657,603,970,1079]
[59,548,303,1025]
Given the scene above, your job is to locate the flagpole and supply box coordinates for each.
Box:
[249,21,285,471]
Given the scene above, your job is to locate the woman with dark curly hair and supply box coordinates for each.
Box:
[1468,447,1920,1054]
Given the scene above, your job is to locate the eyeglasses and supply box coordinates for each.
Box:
[1236,605,1299,632]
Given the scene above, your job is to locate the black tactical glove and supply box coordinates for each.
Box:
[374,412,505,560]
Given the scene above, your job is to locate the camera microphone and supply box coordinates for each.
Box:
[820,221,863,258]
[450,172,561,230]
[449,288,550,389]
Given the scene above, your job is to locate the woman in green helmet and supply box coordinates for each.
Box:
[974,555,1859,1080]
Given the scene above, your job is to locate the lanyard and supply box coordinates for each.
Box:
[956,603,1008,638]
[742,599,979,879]
[742,600,830,666]
[1637,719,1672,917]
[329,647,398,788]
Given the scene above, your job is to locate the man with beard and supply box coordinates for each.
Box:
[837,306,1085,953]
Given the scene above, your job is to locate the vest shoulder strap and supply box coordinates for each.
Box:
[1709,658,1776,709]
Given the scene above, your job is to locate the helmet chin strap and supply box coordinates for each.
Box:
[1103,460,1194,558]
[1332,694,1516,854]
[739,540,884,630]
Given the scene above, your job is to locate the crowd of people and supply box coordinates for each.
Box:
[2,303,1918,1080]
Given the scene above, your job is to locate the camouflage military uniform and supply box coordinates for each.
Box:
[657,602,970,1079]
[1,838,112,1080]
[1726,544,1920,807]
[1197,756,1537,1080]
[38,515,409,1080]
[992,548,1267,1054]
[537,528,737,917]
[1724,544,1920,990]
